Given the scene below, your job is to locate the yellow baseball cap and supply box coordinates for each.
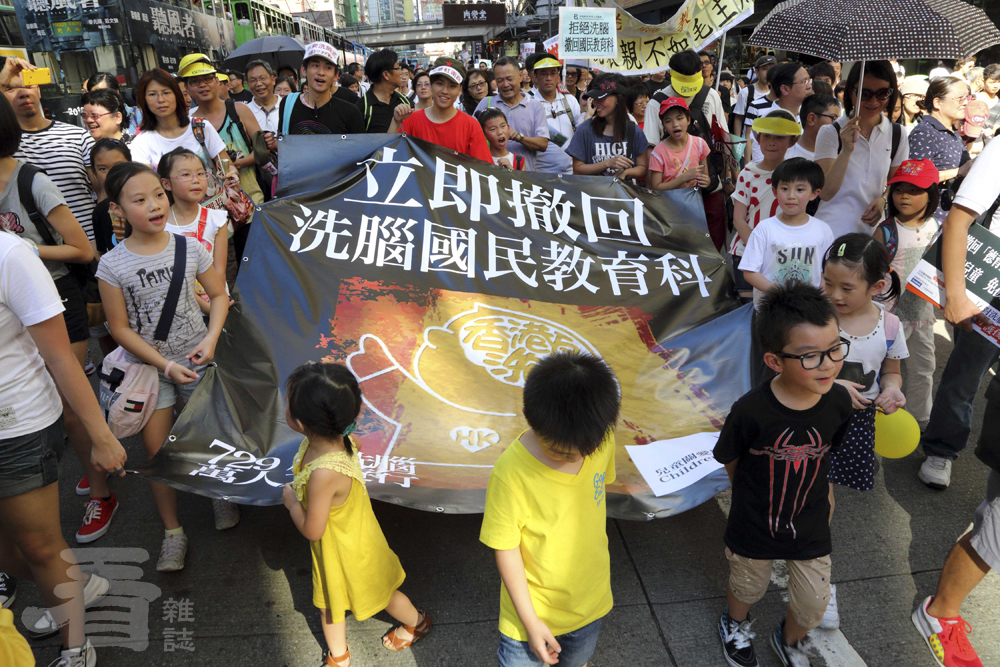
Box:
[216,72,230,83]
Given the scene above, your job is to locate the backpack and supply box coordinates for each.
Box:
[17,164,99,296]
[279,92,299,136]
[876,218,900,263]
[97,235,187,438]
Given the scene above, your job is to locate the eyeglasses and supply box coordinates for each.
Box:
[247,76,271,85]
[469,81,487,89]
[851,86,893,102]
[793,77,813,86]
[947,94,970,104]
[80,111,112,122]
[173,171,209,182]
[777,339,850,370]
[819,113,839,122]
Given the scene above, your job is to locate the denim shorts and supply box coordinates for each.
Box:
[156,360,210,411]
[497,618,602,667]
[0,418,66,499]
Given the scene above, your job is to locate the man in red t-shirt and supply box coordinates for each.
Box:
[393,57,492,163]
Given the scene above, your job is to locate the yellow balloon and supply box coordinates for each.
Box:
[874,408,921,459]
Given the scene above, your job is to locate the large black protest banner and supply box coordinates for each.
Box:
[140,135,752,519]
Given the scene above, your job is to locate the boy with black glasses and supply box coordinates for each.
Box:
[714,283,853,667]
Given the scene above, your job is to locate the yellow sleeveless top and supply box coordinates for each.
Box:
[291,438,405,622]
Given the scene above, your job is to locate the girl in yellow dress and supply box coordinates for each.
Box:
[282,362,432,667]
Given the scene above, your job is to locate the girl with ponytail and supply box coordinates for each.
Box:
[283,362,431,667]
[822,233,909,496]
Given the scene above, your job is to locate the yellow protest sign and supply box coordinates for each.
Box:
[569,0,753,75]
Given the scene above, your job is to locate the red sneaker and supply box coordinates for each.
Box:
[75,476,90,496]
[912,596,984,667]
[75,494,119,544]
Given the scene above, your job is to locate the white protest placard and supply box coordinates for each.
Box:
[559,7,617,60]
[625,432,723,497]
[543,33,560,57]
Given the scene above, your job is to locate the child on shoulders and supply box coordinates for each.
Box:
[714,283,854,667]
[739,157,835,309]
[480,351,620,667]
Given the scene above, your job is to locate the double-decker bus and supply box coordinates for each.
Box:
[230,0,295,46]
[292,16,324,46]
[14,0,237,123]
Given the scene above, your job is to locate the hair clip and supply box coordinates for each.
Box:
[341,421,357,437]
[837,243,847,257]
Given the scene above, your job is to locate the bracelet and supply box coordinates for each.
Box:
[164,361,175,377]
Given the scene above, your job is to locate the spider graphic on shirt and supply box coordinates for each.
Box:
[749,427,831,539]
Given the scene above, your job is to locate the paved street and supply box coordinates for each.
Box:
[22,317,1000,667]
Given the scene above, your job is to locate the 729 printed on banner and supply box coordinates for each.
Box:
[906,222,1000,346]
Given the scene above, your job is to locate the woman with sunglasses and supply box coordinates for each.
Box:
[909,77,975,187]
[814,60,909,238]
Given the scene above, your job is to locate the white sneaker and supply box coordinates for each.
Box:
[819,583,840,629]
[156,533,188,572]
[47,638,96,667]
[26,573,110,639]
[212,498,240,531]
[919,456,953,490]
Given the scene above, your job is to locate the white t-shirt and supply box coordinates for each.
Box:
[164,206,229,254]
[492,152,517,169]
[528,89,584,175]
[814,114,909,238]
[738,214,835,308]
[784,142,815,161]
[0,232,64,438]
[840,304,909,400]
[129,123,228,172]
[929,67,951,79]
[248,97,280,134]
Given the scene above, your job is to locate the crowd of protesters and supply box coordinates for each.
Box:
[1,38,1000,667]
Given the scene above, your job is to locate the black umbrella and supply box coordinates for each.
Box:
[748,0,1000,61]
[223,35,305,74]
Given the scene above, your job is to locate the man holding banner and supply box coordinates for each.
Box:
[527,55,584,175]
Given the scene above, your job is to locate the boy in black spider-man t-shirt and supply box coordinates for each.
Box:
[713,283,853,667]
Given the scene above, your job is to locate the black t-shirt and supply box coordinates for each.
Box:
[356,88,409,133]
[714,381,853,560]
[230,88,254,103]
[279,93,365,135]
[93,199,115,254]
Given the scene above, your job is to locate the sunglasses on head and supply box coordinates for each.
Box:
[851,86,893,102]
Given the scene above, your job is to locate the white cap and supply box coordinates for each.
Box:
[304,41,340,67]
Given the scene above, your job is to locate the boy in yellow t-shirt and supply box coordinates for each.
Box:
[480,351,620,667]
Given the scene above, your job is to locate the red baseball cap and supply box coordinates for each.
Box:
[888,159,939,190]
[658,96,690,117]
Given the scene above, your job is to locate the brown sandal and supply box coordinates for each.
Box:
[323,644,350,667]
[381,610,432,651]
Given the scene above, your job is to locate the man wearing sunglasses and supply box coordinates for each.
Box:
[814,60,909,239]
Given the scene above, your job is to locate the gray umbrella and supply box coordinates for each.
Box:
[223,35,305,73]
[747,0,1000,61]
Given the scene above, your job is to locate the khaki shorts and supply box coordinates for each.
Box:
[726,548,832,630]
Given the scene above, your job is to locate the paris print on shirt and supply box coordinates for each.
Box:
[749,427,831,539]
